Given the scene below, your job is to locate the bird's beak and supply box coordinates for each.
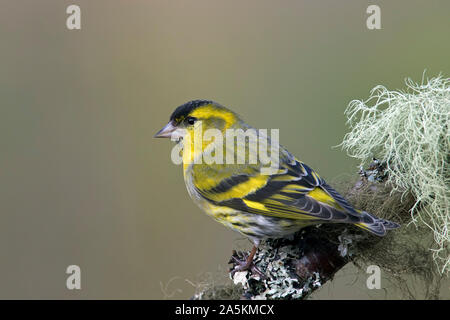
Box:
[154,121,177,138]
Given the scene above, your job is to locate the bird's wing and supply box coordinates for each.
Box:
[193,151,362,223]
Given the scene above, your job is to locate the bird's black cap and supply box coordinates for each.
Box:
[170,100,213,122]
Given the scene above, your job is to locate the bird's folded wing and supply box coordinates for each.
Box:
[194,156,362,223]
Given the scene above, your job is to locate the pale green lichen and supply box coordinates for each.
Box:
[340,74,450,274]
[230,239,321,300]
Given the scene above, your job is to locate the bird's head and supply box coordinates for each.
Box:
[154,100,241,143]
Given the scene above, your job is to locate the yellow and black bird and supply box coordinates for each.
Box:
[155,100,399,273]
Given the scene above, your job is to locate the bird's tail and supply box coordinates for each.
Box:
[354,211,400,236]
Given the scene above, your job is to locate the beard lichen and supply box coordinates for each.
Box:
[340,74,450,274]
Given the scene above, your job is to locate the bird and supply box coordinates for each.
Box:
[155,100,400,274]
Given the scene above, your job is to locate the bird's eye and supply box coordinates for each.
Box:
[186,117,197,125]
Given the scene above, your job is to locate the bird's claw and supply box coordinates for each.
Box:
[229,250,266,279]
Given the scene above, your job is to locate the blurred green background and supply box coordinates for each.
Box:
[0,0,449,299]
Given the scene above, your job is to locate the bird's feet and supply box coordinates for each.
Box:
[229,250,266,279]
